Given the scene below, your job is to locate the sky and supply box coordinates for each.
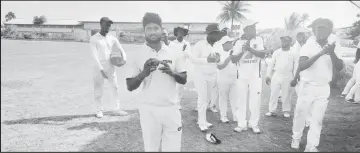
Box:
[1,1,359,29]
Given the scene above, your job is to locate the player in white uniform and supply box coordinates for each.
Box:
[89,17,128,118]
[291,18,344,152]
[125,13,187,152]
[265,36,298,118]
[215,36,239,123]
[191,23,223,131]
[232,20,272,134]
[169,25,191,110]
[344,47,360,103]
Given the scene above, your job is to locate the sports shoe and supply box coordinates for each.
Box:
[220,117,229,123]
[194,107,198,111]
[210,107,218,113]
[340,94,346,98]
[199,125,209,132]
[233,116,238,122]
[265,112,276,117]
[116,110,129,116]
[206,122,214,128]
[96,111,104,118]
[233,126,248,133]
[305,120,310,127]
[284,112,291,118]
[249,125,261,134]
[304,145,318,152]
[291,139,300,149]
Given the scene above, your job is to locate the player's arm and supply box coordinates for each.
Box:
[266,51,277,78]
[217,55,232,70]
[247,37,269,58]
[112,37,127,61]
[90,38,104,70]
[330,41,344,71]
[126,71,146,91]
[159,57,187,85]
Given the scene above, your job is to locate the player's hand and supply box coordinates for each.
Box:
[141,58,159,77]
[214,52,221,63]
[265,77,271,85]
[319,42,336,56]
[290,79,298,87]
[158,62,175,76]
[242,40,251,51]
[182,44,187,51]
[100,70,108,79]
[207,53,217,63]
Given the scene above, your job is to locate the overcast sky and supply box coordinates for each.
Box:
[1,1,359,29]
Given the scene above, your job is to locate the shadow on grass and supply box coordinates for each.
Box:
[2,111,138,125]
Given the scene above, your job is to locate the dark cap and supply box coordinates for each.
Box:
[174,25,189,36]
[205,23,222,34]
[280,36,292,42]
[307,18,333,29]
[100,17,113,24]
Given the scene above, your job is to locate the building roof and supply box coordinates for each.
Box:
[79,19,216,24]
[4,18,83,26]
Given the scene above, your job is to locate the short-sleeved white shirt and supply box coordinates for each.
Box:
[299,35,343,86]
[126,44,186,106]
[233,36,265,79]
[90,33,120,61]
[169,39,191,61]
[217,49,238,82]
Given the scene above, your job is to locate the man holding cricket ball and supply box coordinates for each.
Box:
[125,12,187,152]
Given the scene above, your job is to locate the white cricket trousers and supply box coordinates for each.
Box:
[236,77,263,127]
[292,81,330,147]
[268,73,293,113]
[139,104,182,152]
[194,72,218,126]
[218,78,240,119]
[342,77,355,95]
[93,61,120,112]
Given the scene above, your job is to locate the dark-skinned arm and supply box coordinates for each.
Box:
[172,72,187,85]
[247,48,271,59]
[217,56,232,70]
[329,51,344,71]
[126,72,147,91]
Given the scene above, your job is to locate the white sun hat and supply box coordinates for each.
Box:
[241,19,259,32]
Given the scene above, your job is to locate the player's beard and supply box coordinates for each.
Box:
[177,36,184,42]
[146,37,161,44]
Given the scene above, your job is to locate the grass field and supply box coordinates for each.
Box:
[1,39,360,152]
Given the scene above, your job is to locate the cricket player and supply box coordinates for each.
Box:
[215,36,239,123]
[191,23,223,131]
[125,13,187,152]
[265,36,298,118]
[169,25,191,110]
[231,20,272,134]
[291,18,344,152]
[90,17,128,118]
[344,47,360,103]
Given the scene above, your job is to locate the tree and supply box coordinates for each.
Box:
[347,20,360,40]
[217,1,251,31]
[5,11,16,22]
[33,15,47,25]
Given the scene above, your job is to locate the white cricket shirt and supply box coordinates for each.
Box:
[217,49,238,82]
[126,44,186,107]
[266,48,298,79]
[299,35,343,86]
[233,36,265,79]
[191,40,218,75]
[90,32,127,69]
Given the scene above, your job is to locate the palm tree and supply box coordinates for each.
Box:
[300,13,309,27]
[5,11,16,22]
[217,1,251,31]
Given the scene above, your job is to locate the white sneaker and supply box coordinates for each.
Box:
[233,126,248,133]
[220,117,229,123]
[265,112,276,117]
[291,139,300,149]
[199,125,209,132]
[194,107,198,111]
[304,145,318,152]
[233,116,238,122]
[305,120,310,127]
[210,107,218,113]
[96,111,104,118]
[206,122,213,128]
[284,112,291,118]
[249,125,261,134]
[116,110,129,116]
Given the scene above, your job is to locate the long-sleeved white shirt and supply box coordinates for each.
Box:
[266,48,298,79]
[190,39,218,75]
[90,32,127,70]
